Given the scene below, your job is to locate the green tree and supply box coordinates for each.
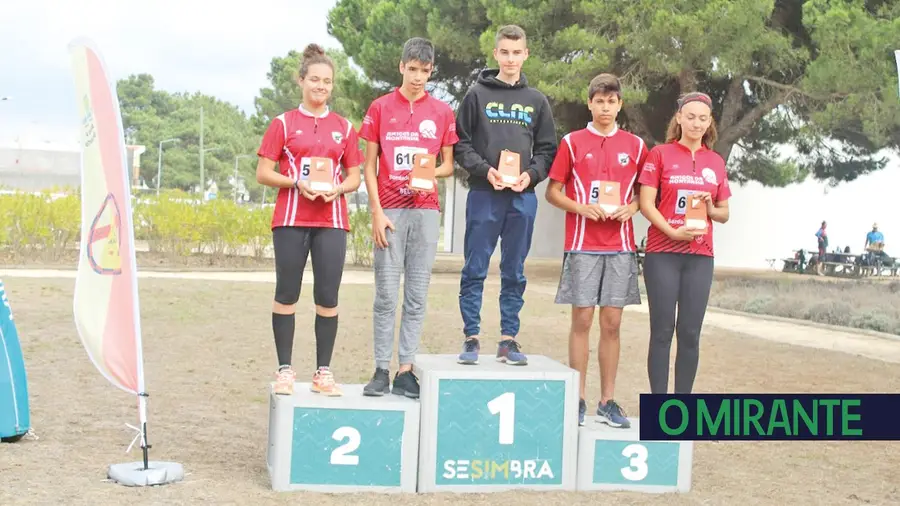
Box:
[328,0,900,187]
[252,48,378,133]
[116,75,260,197]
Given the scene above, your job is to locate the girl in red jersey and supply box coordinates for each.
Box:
[637,92,731,394]
[255,44,364,397]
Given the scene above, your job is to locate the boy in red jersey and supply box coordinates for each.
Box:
[256,44,364,397]
[638,91,732,395]
[546,74,647,428]
[359,37,459,399]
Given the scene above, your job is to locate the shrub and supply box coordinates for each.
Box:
[0,191,80,261]
[0,190,371,266]
[348,208,373,267]
[710,275,900,336]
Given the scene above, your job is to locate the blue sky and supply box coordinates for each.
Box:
[0,0,342,144]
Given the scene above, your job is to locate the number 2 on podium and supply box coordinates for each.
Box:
[330,426,361,466]
[488,392,515,445]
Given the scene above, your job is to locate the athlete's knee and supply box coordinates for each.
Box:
[313,286,339,310]
[315,304,338,317]
[570,307,594,333]
[599,308,623,339]
[274,283,301,307]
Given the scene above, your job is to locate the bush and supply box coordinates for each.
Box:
[1,190,373,266]
[0,191,80,261]
[348,207,373,267]
[710,274,900,336]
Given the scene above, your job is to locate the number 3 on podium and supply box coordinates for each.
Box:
[330,426,361,466]
[620,443,649,481]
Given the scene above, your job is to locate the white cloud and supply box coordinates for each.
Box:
[0,0,342,143]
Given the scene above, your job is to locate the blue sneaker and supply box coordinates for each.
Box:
[458,338,480,365]
[496,339,527,365]
[578,398,586,426]
[596,400,631,428]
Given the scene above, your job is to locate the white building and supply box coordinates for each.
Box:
[0,140,146,191]
[443,153,900,269]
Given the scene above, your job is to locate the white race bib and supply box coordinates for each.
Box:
[393,146,428,172]
[299,157,311,181]
[674,189,696,216]
[588,181,601,205]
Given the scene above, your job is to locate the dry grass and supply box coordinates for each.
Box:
[1,276,899,505]
[708,274,900,336]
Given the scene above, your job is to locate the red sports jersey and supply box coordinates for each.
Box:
[548,124,648,253]
[637,141,732,257]
[358,88,459,210]
[257,105,363,231]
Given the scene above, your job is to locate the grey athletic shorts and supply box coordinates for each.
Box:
[554,252,641,308]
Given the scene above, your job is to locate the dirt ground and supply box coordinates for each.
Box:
[2,276,899,505]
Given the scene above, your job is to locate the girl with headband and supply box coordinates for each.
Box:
[636,91,732,394]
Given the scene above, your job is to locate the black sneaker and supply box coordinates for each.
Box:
[363,368,390,397]
[391,370,420,399]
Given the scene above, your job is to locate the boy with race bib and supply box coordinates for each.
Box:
[545,73,648,428]
[360,37,459,399]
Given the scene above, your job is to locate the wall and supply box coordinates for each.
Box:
[0,143,146,191]
[447,151,899,269]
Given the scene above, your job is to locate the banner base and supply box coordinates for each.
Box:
[108,461,184,487]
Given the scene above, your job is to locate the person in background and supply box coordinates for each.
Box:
[864,223,884,252]
[255,44,363,397]
[863,223,886,275]
[637,91,731,395]
[815,221,828,275]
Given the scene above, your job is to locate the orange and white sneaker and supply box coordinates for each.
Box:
[311,368,343,397]
[273,366,296,395]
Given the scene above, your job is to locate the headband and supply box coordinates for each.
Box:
[677,92,712,110]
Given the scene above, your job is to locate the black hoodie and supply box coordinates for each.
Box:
[454,69,558,192]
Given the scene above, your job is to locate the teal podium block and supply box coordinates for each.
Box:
[267,383,420,493]
[576,416,693,493]
[414,354,579,493]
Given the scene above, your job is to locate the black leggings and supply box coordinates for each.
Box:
[273,226,347,307]
[643,252,714,394]
[272,226,347,368]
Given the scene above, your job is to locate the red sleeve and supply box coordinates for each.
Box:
[548,135,573,184]
[631,136,650,190]
[442,107,459,146]
[341,123,364,168]
[358,101,381,143]
[257,116,285,161]
[637,147,662,188]
[716,166,732,202]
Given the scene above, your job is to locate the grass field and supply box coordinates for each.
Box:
[707,273,900,336]
[2,275,899,505]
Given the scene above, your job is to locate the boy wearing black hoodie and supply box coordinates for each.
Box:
[454,25,558,367]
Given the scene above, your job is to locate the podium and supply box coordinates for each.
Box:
[267,383,420,493]
[576,416,693,492]
[413,354,579,493]
[264,357,696,496]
